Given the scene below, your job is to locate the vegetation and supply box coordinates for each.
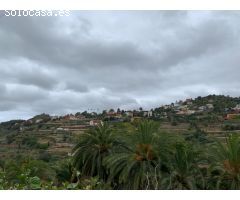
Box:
[1,119,240,189]
[72,123,118,180]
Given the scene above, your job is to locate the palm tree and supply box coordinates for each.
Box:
[104,120,166,189]
[72,123,118,180]
[161,143,204,189]
[210,134,240,189]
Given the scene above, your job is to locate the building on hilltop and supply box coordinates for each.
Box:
[233,104,240,112]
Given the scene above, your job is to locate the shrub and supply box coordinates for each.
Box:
[5,133,17,144]
[21,136,38,147]
[37,143,49,150]
[38,151,52,162]
[171,121,178,126]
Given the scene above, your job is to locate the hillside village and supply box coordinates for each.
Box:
[1,95,240,160]
[2,94,240,132]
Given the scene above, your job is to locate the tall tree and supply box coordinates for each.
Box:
[104,120,165,189]
[211,134,240,189]
[72,123,118,180]
[161,143,204,189]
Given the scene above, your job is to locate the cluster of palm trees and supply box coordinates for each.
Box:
[72,120,240,189]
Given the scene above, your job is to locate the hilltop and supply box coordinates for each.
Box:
[1,94,240,133]
[1,94,240,158]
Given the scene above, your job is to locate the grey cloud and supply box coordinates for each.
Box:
[0,102,16,111]
[156,19,236,68]
[0,84,6,94]
[1,85,48,103]
[17,68,58,89]
[0,15,151,71]
[0,11,240,121]
[0,59,58,90]
[30,90,138,115]
[65,81,89,93]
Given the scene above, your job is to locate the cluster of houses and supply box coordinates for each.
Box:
[53,109,154,132]
[17,108,154,133]
[157,98,240,122]
[105,109,153,120]
[16,96,240,134]
[51,109,153,124]
[224,104,240,120]
[160,98,215,116]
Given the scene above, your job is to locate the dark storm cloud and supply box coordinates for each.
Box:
[0,11,240,121]
[0,15,149,70]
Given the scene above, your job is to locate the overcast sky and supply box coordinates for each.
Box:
[0,11,240,121]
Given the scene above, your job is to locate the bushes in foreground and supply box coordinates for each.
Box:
[71,121,240,190]
[2,121,240,190]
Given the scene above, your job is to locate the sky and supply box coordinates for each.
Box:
[0,11,240,121]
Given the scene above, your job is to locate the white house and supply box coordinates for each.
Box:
[89,120,103,126]
[143,111,153,117]
[125,111,133,117]
[233,104,240,111]
[198,106,207,111]
[36,119,43,123]
[206,104,214,109]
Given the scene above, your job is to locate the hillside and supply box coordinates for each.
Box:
[1,95,240,189]
[1,94,240,161]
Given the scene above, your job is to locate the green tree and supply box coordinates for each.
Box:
[104,120,164,189]
[72,123,118,180]
[161,143,204,189]
[211,134,240,189]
